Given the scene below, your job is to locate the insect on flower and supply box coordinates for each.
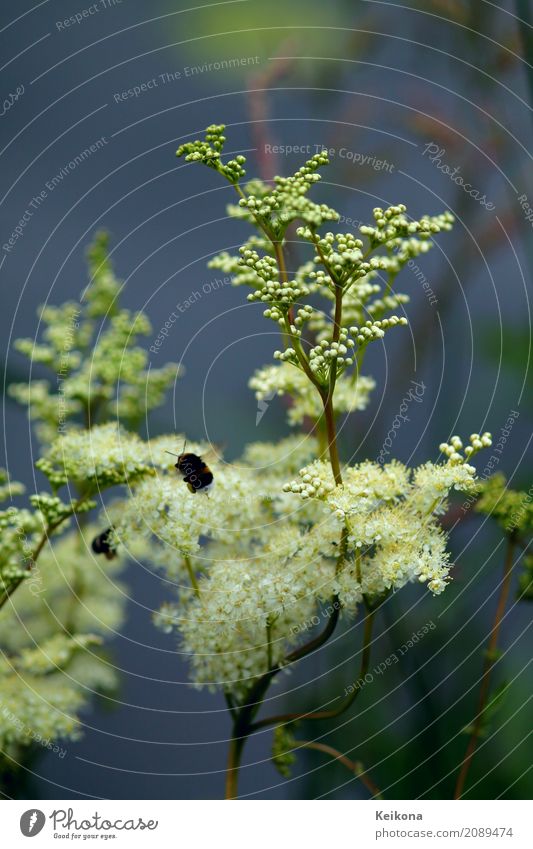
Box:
[166,442,214,494]
[91,527,118,560]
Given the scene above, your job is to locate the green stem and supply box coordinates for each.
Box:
[225,734,247,800]
[184,554,200,597]
[322,389,342,485]
[317,418,328,458]
[272,239,294,326]
[318,278,344,484]
[284,318,322,390]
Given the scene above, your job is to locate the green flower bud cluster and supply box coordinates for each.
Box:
[236,152,338,233]
[248,278,309,315]
[274,317,407,384]
[349,316,408,345]
[225,180,273,224]
[239,248,278,283]
[209,236,273,289]
[306,230,370,287]
[275,150,329,193]
[282,460,336,499]
[306,330,356,378]
[278,196,339,230]
[439,433,492,465]
[239,247,312,320]
[209,251,263,288]
[360,205,454,247]
[238,191,282,219]
[176,124,246,183]
[14,301,84,373]
[292,304,315,328]
[85,231,122,319]
[29,493,96,526]
[236,151,328,217]
[388,236,433,269]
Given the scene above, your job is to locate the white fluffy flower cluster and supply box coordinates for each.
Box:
[107,437,341,695]
[178,535,336,697]
[114,436,285,578]
[282,451,483,600]
[37,424,153,490]
[107,431,488,695]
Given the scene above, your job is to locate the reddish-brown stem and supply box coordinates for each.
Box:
[453,534,517,799]
[250,604,376,732]
[297,740,383,798]
[246,42,297,182]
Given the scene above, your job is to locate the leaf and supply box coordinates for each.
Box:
[271,724,298,778]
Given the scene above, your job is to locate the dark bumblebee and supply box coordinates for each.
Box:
[91,527,117,560]
[167,448,214,493]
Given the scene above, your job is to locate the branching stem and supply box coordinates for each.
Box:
[249,604,376,732]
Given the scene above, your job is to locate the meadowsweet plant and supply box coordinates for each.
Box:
[4,126,528,801]
[1,236,176,787]
[114,123,497,799]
